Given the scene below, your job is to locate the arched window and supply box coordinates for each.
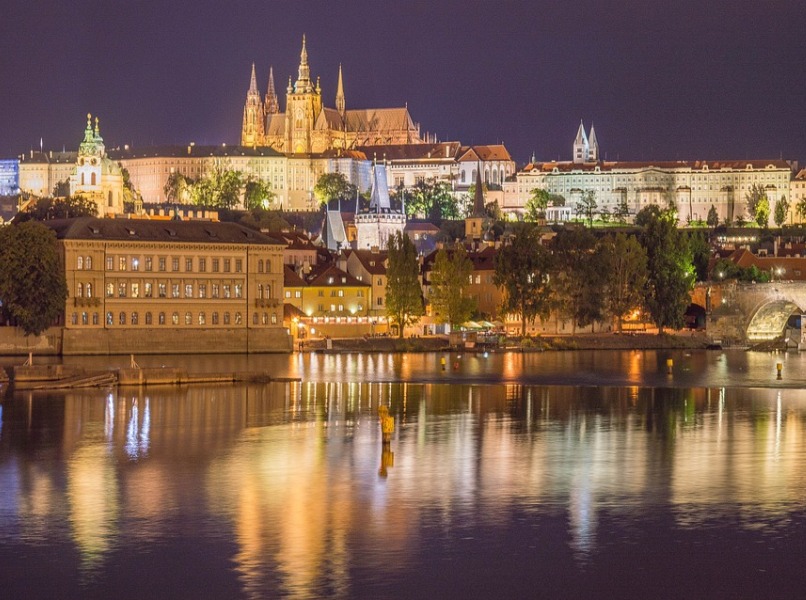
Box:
[171,312,179,325]
[82,312,88,325]
[185,312,192,325]
[253,312,259,325]
[145,312,152,325]
[258,259,264,273]
[92,313,99,325]
[258,284,264,299]
[271,313,277,325]
[235,312,242,325]
[86,283,93,298]
[106,312,113,325]
[212,312,219,325]
[91,172,96,186]
[131,312,138,325]
[262,313,268,325]
[77,256,83,270]
[265,260,271,274]
[199,312,206,325]
[77,283,84,298]
[86,256,92,269]
[71,313,78,325]
[81,173,85,186]
[119,312,126,325]
[461,171,466,183]
[159,312,166,325]
[224,312,231,325]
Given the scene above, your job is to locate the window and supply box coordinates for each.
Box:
[338,290,344,297]
[131,258,139,271]
[158,283,167,298]
[185,258,193,272]
[159,257,166,272]
[71,312,78,325]
[234,284,242,298]
[235,259,243,273]
[171,312,179,325]
[82,312,89,325]
[92,313,99,325]
[258,284,264,299]
[199,258,206,272]
[224,259,231,273]
[285,290,292,298]
[262,313,268,325]
[318,290,324,297]
[119,312,126,325]
[258,259,264,273]
[77,283,84,298]
[212,312,219,325]
[131,312,139,325]
[271,313,277,324]
[119,257,127,271]
[253,312,259,325]
[106,312,113,325]
[199,312,206,325]
[172,258,179,272]
[223,312,230,325]
[185,312,192,325]
[330,304,336,312]
[145,282,153,298]
[106,256,114,271]
[118,283,127,298]
[131,283,140,298]
[159,312,166,325]
[145,257,153,271]
[199,284,207,298]
[212,258,220,273]
[295,291,301,298]
[172,284,180,298]
[185,284,193,298]
[86,283,93,298]
[223,285,231,298]
[85,256,92,270]
[235,312,242,325]
[212,284,220,298]
[338,304,344,312]
[77,256,83,270]
[377,297,383,306]
[145,312,152,325]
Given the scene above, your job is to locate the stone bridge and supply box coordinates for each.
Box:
[696,282,806,346]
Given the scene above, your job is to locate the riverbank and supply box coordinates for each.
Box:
[301,332,711,353]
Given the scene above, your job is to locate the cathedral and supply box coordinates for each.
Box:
[241,36,424,154]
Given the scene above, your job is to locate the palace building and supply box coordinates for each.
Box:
[46,217,290,354]
[241,36,424,153]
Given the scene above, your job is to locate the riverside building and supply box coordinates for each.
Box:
[46,217,291,355]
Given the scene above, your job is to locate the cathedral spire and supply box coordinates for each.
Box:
[295,34,312,92]
[472,162,486,217]
[336,63,346,117]
[249,62,258,92]
[265,66,279,114]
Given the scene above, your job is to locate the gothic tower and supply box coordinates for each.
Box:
[587,123,599,162]
[285,35,323,154]
[336,64,346,117]
[264,66,280,115]
[241,63,265,147]
[573,120,589,164]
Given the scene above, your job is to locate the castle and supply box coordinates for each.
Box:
[241,36,424,154]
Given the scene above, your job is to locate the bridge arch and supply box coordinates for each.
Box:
[746,300,802,342]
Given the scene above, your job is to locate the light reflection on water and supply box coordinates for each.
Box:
[0,377,805,598]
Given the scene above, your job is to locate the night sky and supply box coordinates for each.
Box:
[2,0,804,165]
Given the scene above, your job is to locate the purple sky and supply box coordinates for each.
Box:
[2,0,804,165]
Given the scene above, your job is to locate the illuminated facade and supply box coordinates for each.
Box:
[354,163,406,250]
[241,36,423,153]
[503,127,793,226]
[47,217,290,354]
[69,114,125,215]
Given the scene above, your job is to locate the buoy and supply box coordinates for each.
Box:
[666,358,674,375]
[777,362,783,380]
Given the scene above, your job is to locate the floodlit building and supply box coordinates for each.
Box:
[354,162,406,250]
[45,217,290,354]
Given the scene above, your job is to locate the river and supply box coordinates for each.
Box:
[1,350,805,599]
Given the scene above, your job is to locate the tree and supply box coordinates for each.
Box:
[164,171,193,204]
[428,243,476,328]
[576,190,597,227]
[524,188,550,222]
[684,230,711,282]
[639,209,695,334]
[243,178,276,210]
[190,167,243,209]
[0,221,67,335]
[550,228,606,333]
[405,180,460,220]
[599,233,648,332]
[385,232,424,337]
[17,195,98,221]
[774,196,790,227]
[52,179,70,197]
[494,225,553,336]
[745,183,768,222]
[796,196,806,224]
[706,204,719,228]
[313,172,356,206]
[754,194,770,228]
[614,196,630,224]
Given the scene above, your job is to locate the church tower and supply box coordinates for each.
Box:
[264,66,280,115]
[285,35,323,154]
[336,64,346,117]
[573,120,589,164]
[70,114,124,215]
[241,63,265,147]
[465,165,488,240]
[587,123,599,162]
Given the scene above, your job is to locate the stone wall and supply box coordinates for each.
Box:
[0,327,62,356]
[63,327,291,355]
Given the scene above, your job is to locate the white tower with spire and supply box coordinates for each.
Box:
[355,161,406,250]
[573,121,599,163]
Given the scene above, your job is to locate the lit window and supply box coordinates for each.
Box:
[172,284,180,298]
[131,283,140,298]
[185,284,193,298]
[106,312,113,325]
[171,312,179,325]
[119,257,127,271]
[185,312,192,325]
